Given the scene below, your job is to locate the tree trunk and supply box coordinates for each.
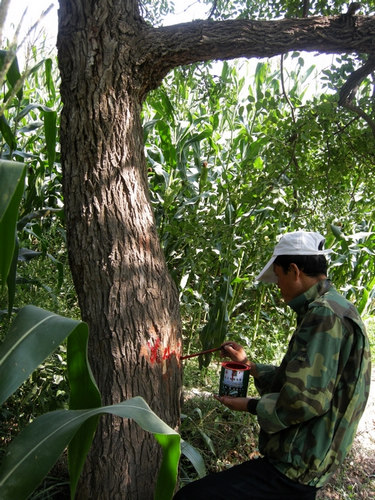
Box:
[57,1,181,498]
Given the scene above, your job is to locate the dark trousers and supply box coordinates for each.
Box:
[174,457,318,500]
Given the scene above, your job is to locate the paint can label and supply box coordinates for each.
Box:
[219,361,250,397]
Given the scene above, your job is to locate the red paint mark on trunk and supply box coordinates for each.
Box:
[145,338,181,364]
[148,337,161,364]
[163,346,171,360]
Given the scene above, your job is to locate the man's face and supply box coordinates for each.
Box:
[273,264,303,303]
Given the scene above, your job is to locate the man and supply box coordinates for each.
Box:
[174,231,371,499]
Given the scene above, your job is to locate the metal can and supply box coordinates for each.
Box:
[218,361,250,397]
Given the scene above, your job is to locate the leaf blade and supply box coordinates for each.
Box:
[0,399,180,500]
[0,305,83,404]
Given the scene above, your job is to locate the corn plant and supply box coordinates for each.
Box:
[143,56,375,365]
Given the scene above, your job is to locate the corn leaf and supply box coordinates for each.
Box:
[0,399,180,500]
[66,324,101,496]
[0,160,25,288]
[0,305,85,405]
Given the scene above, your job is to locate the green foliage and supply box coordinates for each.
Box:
[141,0,175,25]
[143,55,375,362]
[198,0,373,21]
[0,45,65,319]
[328,224,375,316]
[0,400,181,500]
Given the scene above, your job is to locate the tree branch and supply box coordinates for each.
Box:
[280,54,296,123]
[207,0,218,20]
[338,55,375,105]
[302,0,309,18]
[340,100,375,138]
[338,55,375,138]
[136,15,375,97]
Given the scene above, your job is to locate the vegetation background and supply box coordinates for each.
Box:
[1,0,374,498]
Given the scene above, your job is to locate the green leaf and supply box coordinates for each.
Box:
[43,109,57,168]
[0,305,85,405]
[0,114,17,151]
[66,325,102,497]
[44,58,56,99]
[0,306,183,500]
[0,50,23,100]
[199,280,230,368]
[180,439,206,479]
[6,237,18,316]
[0,160,26,288]
[0,399,180,500]
[330,224,345,240]
[154,432,181,500]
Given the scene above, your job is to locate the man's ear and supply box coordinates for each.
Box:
[289,262,301,279]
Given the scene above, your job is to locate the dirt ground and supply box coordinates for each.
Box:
[317,367,375,499]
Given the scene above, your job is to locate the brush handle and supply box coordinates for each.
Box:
[180,346,222,360]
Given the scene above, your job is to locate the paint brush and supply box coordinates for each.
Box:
[180,346,224,360]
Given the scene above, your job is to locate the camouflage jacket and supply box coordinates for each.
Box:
[254,279,371,488]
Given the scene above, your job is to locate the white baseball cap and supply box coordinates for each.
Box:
[256,231,331,283]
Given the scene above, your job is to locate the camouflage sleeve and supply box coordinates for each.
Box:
[254,364,279,394]
[256,306,350,434]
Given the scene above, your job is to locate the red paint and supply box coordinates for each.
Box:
[148,337,161,364]
[146,337,181,364]
[163,346,171,360]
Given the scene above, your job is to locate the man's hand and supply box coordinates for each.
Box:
[214,395,249,411]
[220,342,258,378]
[221,341,248,363]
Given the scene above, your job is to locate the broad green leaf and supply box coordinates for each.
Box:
[154,432,181,500]
[330,224,345,240]
[6,236,18,316]
[357,288,369,315]
[0,160,25,287]
[16,103,55,120]
[182,130,212,151]
[0,305,86,405]
[180,439,206,479]
[0,50,22,100]
[358,277,375,315]
[197,427,216,455]
[67,325,101,497]
[0,114,17,150]
[18,122,43,133]
[199,280,230,368]
[0,398,180,500]
[43,109,57,168]
[44,58,56,99]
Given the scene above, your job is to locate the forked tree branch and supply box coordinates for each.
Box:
[338,55,375,138]
[339,55,375,105]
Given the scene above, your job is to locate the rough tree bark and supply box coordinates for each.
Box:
[57,2,182,498]
[56,0,375,498]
